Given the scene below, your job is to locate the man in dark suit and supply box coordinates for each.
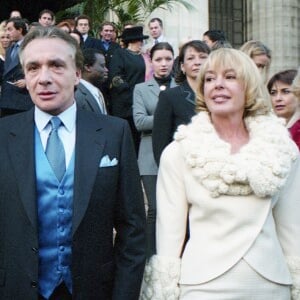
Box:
[0,17,33,116]
[0,26,146,299]
[98,21,120,68]
[75,15,101,50]
[75,48,108,115]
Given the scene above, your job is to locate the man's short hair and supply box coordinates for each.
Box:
[19,26,83,71]
[38,9,54,20]
[82,48,104,70]
[75,15,91,27]
[203,29,226,42]
[148,17,163,28]
[99,21,115,32]
[7,18,28,36]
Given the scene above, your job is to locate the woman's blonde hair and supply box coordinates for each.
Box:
[0,30,6,57]
[196,48,271,117]
[240,40,271,83]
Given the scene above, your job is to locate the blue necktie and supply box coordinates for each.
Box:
[46,117,66,181]
[10,43,19,61]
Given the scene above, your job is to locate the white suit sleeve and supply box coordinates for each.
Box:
[273,156,300,299]
[140,142,188,299]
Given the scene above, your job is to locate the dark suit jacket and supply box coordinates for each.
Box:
[75,81,103,116]
[97,41,120,67]
[83,36,102,50]
[0,108,146,299]
[0,44,33,111]
[152,80,196,164]
[109,48,145,118]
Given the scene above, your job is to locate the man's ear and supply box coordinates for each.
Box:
[75,69,81,85]
[84,64,92,73]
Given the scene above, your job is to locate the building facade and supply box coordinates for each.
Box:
[146,0,300,77]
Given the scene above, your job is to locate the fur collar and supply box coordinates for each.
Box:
[174,111,298,198]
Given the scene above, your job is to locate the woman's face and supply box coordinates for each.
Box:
[203,67,246,119]
[181,47,208,80]
[252,54,270,73]
[0,32,11,49]
[151,49,174,78]
[128,40,143,52]
[270,80,298,121]
[203,35,215,48]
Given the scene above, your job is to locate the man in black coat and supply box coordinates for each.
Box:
[0,18,33,116]
[0,26,146,300]
[98,21,120,68]
[75,15,101,50]
[75,48,108,115]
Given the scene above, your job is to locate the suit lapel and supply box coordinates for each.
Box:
[147,78,160,97]
[72,110,106,234]
[170,78,177,88]
[80,83,102,115]
[8,110,38,233]
[182,80,195,105]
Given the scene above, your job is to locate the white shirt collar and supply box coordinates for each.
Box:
[80,78,99,98]
[34,101,77,133]
[82,33,88,42]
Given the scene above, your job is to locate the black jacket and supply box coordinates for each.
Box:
[152,80,196,164]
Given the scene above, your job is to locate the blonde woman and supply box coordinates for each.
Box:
[141,49,300,299]
[240,40,271,83]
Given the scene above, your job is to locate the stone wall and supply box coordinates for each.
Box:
[246,0,300,77]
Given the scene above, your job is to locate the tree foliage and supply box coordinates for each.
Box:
[61,0,194,34]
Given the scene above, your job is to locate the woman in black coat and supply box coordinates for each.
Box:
[152,40,210,164]
[109,26,149,154]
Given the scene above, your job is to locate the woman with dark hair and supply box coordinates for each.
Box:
[267,69,300,149]
[109,26,149,154]
[133,42,176,258]
[203,29,226,48]
[152,40,210,164]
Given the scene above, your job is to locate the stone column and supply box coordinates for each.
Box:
[246,0,300,77]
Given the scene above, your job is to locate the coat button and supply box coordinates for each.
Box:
[31,247,38,253]
[31,281,38,288]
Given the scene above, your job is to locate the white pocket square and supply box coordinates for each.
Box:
[99,155,118,167]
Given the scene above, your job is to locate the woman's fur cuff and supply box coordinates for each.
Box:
[286,256,300,300]
[140,255,181,300]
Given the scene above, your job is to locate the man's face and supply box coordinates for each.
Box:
[22,38,81,116]
[39,13,53,27]
[87,53,108,87]
[100,25,114,41]
[149,20,163,39]
[76,19,90,35]
[10,10,22,18]
[5,21,22,42]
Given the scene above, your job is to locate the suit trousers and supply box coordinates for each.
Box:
[142,175,157,258]
[39,282,72,300]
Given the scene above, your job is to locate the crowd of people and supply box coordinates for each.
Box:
[0,8,299,300]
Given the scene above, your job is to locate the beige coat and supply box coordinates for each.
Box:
[157,141,300,285]
[152,112,300,299]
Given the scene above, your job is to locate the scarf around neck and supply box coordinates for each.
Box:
[174,111,298,198]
